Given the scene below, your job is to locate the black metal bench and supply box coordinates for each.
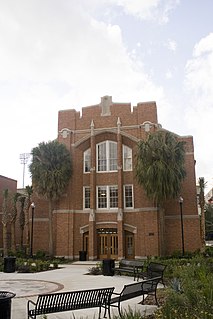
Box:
[27,287,115,319]
[114,259,144,281]
[137,262,167,285]
[104,277,161,317]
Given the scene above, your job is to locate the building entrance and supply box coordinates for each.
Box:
[97,229,118,259]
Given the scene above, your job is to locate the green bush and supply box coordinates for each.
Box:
[112,307,145,319]
[154,256,213,319]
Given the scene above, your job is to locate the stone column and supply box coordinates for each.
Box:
[117,117,124,259]
[89,120,97,260]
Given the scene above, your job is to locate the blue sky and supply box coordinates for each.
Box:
[0,0,213,193]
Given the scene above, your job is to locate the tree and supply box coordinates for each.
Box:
[205,203,213,239]
[29,140,72,257]
[19,196,26,250]
[10,192,21,252]
[2,189,13,256]
[198,177,206,250]
[135,131,186,256]
[24,185,33,255]
[136,131,186,205]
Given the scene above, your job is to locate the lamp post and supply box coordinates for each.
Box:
[30,202,35,258]
[20,153,30,188]
[179,196,185,256]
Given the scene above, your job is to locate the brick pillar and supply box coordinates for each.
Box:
[117,118,124,259]
[69,133,75,259]
[89,120,97,260]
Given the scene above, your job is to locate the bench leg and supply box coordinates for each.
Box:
[103,304,111,319]
[154,291,159,307]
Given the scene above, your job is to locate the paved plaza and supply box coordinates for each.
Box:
[0,262,158,319]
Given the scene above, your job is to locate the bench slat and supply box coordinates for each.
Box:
[114,259,144,280]
[106,277,161,317]
[28,287,114,319]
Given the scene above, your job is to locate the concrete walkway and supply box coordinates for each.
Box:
[0,261,158,319]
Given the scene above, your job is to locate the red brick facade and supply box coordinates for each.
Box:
[0,175,17,249]
[33,96,202,260]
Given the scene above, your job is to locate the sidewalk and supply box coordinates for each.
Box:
[0,261,157,319]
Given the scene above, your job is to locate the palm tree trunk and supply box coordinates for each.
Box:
[25,205,30,255]
[48,200,54,257]
[158,207,165,256]
[199,177,206,253]
[200,207,206,252]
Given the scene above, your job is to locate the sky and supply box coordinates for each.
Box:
[0,0,213,193]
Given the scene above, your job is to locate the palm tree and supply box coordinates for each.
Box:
[10,192,21,252]
[136,131,186,205]
[24,185,33,255]
[198,177,206,251]
[19,196,26,250]
[29,140,72,257]
[205,203,213,239]
[2,189,13,256]
[135,131,186,255]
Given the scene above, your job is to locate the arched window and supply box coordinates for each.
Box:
[97,141,117,172]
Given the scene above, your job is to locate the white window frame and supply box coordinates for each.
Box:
[83,148,91,173]
[97,185,118,209]
[123,145,132,171]
[96,141,117,172]
[83,186,90,209]
[124,185,134,209]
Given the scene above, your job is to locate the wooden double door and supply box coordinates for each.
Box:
[98,233,118,259]
[97,230,134,260]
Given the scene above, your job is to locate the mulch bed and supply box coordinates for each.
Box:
[142,288,167,307]
[139,288,167,318]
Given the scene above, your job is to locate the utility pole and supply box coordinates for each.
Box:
[20,153,31,188]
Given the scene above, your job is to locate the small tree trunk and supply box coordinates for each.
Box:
[3,224,8,257]
[11,221,16,252]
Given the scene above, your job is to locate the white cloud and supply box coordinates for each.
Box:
[184,33,213,191]
[85,0,179,24]
[165,70,173,79]
[166,39,177,52]
[0,0,169,187]
[106,0,180,24]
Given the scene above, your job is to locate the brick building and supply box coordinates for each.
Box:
[33,96,201,260]
[0,175,17,250]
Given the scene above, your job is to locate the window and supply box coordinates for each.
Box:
[123,145,132,171]
[84,187,90,209]
[124,185,133,208]
[97,185,118,209]
[97,141,117,172]
[84,148,91,173]
[110,186,118,208]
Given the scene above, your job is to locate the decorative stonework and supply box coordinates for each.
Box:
[117,208,123,221]
[100,95,112,116]
[89,210,95,221]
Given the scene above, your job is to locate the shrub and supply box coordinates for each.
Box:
[154,256,213,319]
[88,263,102,275]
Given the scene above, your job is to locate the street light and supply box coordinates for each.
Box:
[20,153,31,188]
[179,196,185,256]
[30,202,35,258]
